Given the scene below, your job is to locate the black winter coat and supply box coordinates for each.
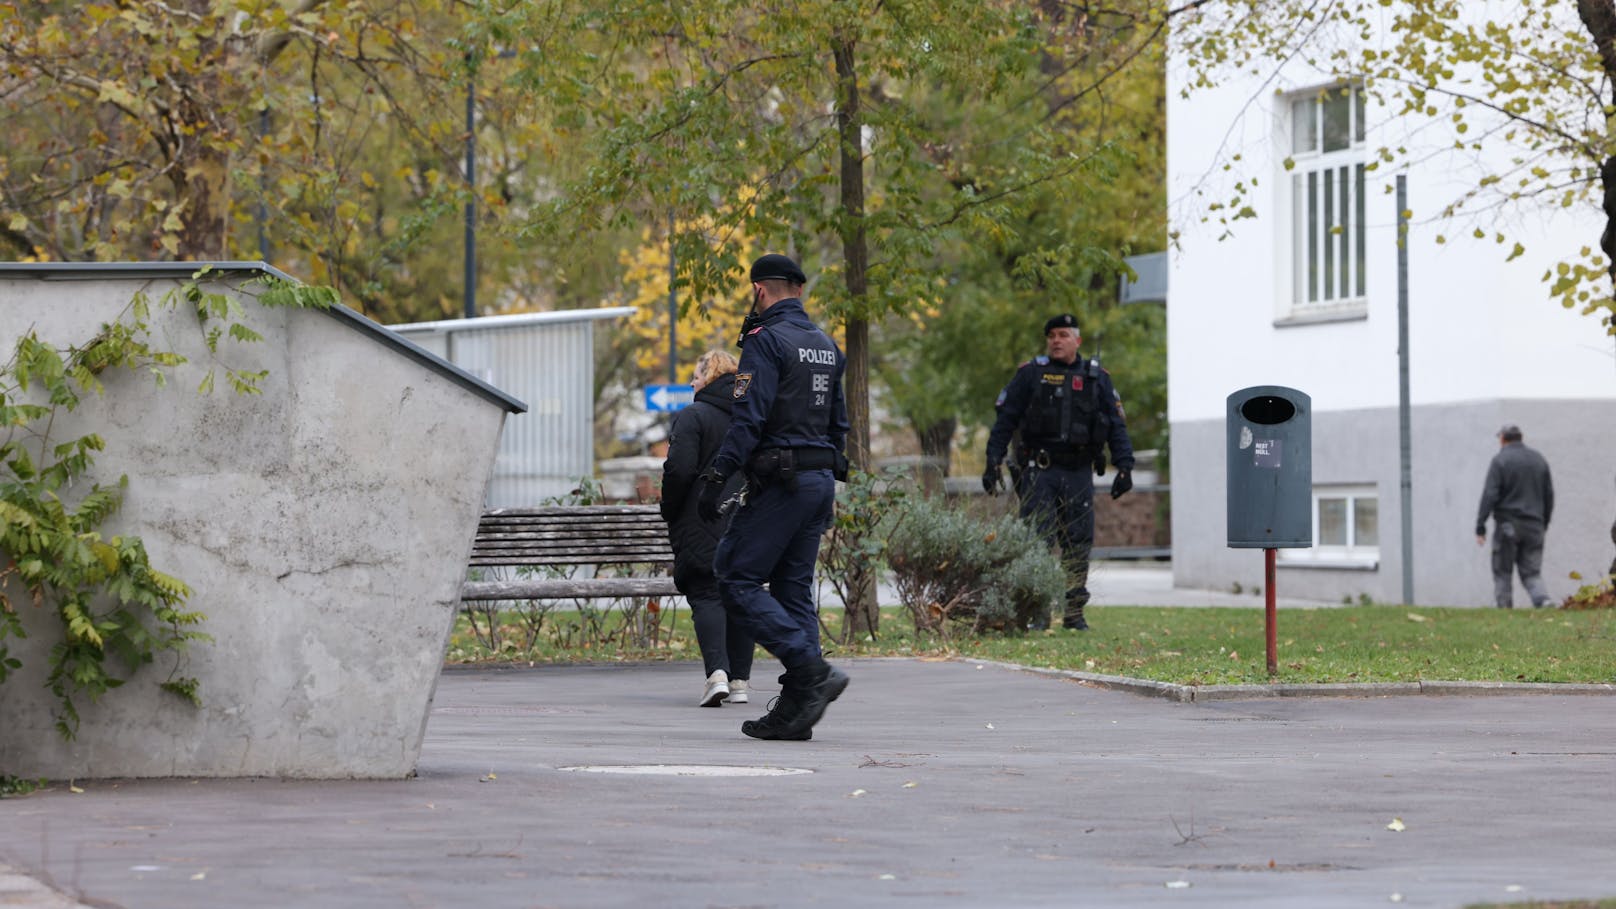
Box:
[660,373,745,589]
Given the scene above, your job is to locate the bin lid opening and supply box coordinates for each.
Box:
[1240,396,1296,425]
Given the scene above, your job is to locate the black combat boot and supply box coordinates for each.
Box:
[741,691,813,740]
[742,673,812,740]
[1062,605,1089,631]
[741,662,848,740]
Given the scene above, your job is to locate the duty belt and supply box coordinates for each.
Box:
[1033,447,1089,470]
[749,447,838,473]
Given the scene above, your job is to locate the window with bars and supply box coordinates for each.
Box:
[1287,84,1366,309]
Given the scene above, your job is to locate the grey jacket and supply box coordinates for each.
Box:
[1475,441,1554,535]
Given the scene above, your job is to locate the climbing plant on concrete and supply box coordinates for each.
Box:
[0,269,333,737]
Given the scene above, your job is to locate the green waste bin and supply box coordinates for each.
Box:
[1226,386,1312,549]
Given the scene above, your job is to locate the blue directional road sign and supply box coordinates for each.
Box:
[644,384,695,413]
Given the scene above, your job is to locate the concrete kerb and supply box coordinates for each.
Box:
[959,657,1616,700]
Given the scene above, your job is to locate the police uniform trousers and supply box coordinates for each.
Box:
[1491,517,1550,608]
[1019,464,1094,618]
[713,468,836,670]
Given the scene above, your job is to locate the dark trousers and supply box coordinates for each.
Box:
[714,469,836,671]
[1020,464,1095,617]
[679,574,755,680]
[1491,518,1550,608]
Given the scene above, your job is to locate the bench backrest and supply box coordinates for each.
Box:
[470,504,675,568]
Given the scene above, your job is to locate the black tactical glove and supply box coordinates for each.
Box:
[1110,467,1133,500]
[696,469,727,522]
[982,461,1003,495]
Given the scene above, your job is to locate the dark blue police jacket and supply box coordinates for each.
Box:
[986,354,1135,470]
[710,297,849,479]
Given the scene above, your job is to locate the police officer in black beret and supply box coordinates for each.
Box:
[983,313,1135,631]
[695,253,851,740]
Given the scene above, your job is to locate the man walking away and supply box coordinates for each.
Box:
[1475,424,1554,608]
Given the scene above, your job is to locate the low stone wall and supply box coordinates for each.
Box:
[1093,485,1171,551]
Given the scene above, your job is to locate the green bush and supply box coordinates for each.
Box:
[818,468,909,642]
[885,495,1064,635]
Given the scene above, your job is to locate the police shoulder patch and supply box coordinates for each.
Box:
[734,373,752,398]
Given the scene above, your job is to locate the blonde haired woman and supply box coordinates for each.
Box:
[660,349,754,706]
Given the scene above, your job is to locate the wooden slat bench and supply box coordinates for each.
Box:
[460,504,679,602]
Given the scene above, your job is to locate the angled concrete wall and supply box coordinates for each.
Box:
[0,266,521,778]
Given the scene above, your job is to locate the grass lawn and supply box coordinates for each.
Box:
[448,603,1616,686]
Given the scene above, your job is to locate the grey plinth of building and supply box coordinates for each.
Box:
[0,262,525,780]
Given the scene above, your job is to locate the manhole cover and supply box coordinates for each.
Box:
[557,764,812,777]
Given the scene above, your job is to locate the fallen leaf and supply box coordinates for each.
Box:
[69,784,84,794]
[1386,817,1406,832]
[479,773,497,783]
[902,781,917,788]
[1406,613,1427,623]
[1228,650,1240,660]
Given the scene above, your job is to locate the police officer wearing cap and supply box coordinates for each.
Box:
[983,313,1134,631]
[695,253,851,740]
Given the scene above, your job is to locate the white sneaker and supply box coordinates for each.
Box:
[700,670,730,707]
[728,679,749,704]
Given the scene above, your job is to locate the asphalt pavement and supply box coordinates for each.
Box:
[3,656,1614,909]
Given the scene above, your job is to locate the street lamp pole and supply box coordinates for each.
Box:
[668,209,677,384]
[463,60,477,320]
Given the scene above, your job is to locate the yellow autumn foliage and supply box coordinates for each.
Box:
[613,216,760,384]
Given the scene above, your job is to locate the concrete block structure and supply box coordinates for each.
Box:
[0,262,525,779]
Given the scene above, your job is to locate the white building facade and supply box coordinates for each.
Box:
[1168,18,1616,606]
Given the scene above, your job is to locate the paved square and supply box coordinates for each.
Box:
[2,659,1613,908]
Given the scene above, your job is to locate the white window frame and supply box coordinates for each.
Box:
[1280,484,1380,570]
[1280,83,1368,323]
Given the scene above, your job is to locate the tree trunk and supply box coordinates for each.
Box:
[174,143,231,259]
[832,30,880,639]
[916,416,956,496]
[1576,0,1616,295]
[168,0,323,260]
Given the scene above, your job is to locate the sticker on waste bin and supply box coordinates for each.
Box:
[1253,438,1282,468]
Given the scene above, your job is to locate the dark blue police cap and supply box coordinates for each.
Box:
[1043,313,1080,335]
[750,254,807,285]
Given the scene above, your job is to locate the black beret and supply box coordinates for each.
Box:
[749,253,807,285]
[1043,313,1080,335]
